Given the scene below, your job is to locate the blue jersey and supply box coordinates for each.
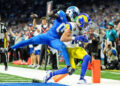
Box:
[48,10,68,38]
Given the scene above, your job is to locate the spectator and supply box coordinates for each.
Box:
[0,19,9,70]
[103,41,119,69]
[105,22,118,47]
[27,24,36,67]
[9,28,24,61]
[116,21,120,61]
[22,31,30,62]
[37,17,49,67]
[8,31,15,62]
[86,28,100,60]
[1,0,120,71]
[33,27,41,69]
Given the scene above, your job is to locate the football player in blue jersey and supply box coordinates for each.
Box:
[9,6,80,74]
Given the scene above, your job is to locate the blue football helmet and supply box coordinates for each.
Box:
[66,6,80,22]
[79,13,91,23]
[76,16,85,28]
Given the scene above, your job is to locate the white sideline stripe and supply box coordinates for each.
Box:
[0,65,46,80]
[110,72,120,74]
[101,71,120,74]
[0,65,120,86]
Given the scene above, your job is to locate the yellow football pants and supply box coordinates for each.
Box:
[67,47,88,69]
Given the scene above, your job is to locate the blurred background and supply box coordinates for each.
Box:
[0,0,120,73]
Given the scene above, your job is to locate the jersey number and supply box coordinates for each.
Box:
[56,23,65,33]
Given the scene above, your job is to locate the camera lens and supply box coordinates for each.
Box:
[108,44,111,47]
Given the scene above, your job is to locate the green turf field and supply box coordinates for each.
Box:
[8,62,120,80]
[0,73,33,83]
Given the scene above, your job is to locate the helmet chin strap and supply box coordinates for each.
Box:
[66,15,72,22]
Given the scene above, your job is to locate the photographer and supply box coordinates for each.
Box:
[116,21,120,61]
[0,17,8,71]
[103,41,119,69]
[86,28,100,60]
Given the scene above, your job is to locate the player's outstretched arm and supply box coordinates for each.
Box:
[60,28,72,42]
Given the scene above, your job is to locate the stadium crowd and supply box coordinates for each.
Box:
[0,0,120,70]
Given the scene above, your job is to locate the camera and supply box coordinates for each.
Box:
[108,44,111,47]
[107,42,112,48]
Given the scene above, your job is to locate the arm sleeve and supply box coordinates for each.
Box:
[56,10,64,21]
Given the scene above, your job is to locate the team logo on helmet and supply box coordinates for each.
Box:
[79,13,91,23]
[76,16,85,28]
[66,6,80,21]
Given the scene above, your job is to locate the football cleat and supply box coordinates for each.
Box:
[77,78,87,84]
[43,70,52,83]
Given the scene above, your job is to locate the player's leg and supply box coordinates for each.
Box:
[11,33,49,49]
[67,48,76,69]
[51,48,76,76]
[49,39,70,67]
[79,55,90,81]
[43,47,75,83]
[43,67,68,83]
[74,47,91,83]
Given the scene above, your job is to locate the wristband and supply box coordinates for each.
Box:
[72,37,75,40]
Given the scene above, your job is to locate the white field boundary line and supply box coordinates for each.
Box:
[0,65,120,86]
[0,65,47,80]
[101,71,120,74]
